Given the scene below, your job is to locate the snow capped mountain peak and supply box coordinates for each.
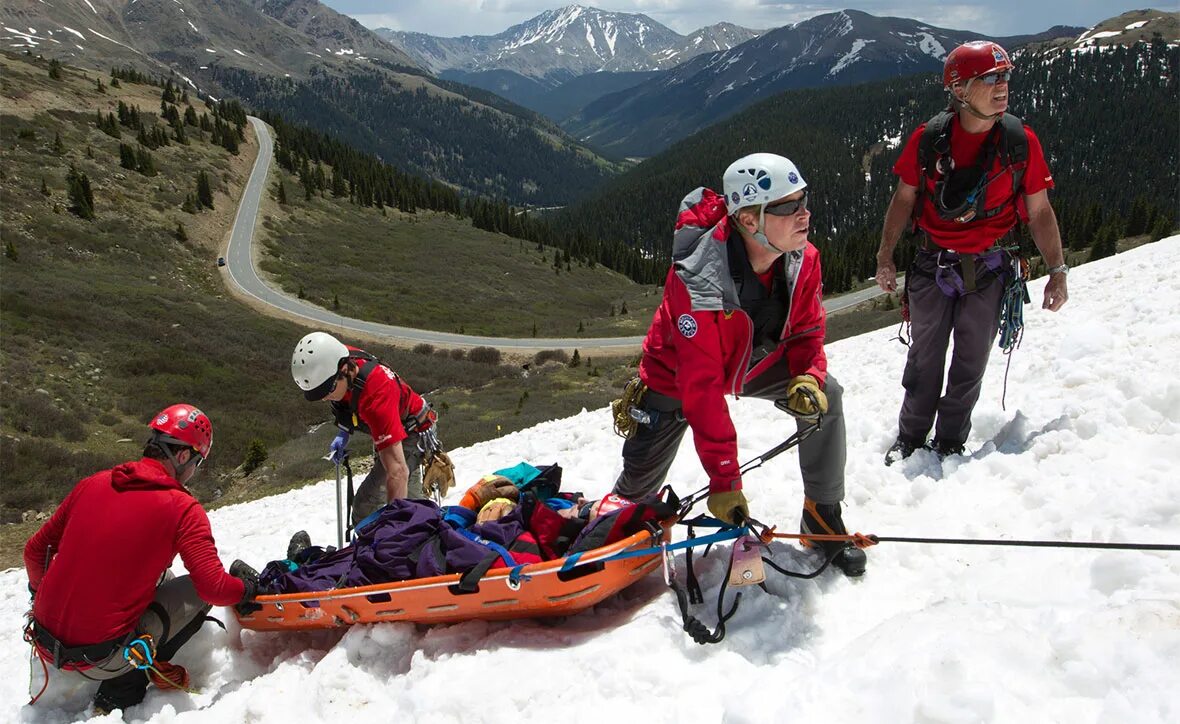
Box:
[381,6,761,81]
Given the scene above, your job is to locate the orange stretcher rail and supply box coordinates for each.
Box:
[235,523,673,631]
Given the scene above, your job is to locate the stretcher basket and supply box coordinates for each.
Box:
[235,520,672,631]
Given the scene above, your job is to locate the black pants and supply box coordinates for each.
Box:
[613,371,846,505]
[897,249,1006,446]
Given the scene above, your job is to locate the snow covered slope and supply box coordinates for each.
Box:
[4,238,1179,722]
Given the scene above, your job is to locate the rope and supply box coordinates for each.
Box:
[870,535,1180,551]
[997,254,1028,411]
[24,621,49,705]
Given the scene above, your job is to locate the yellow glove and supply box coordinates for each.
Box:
[423,450,456,498]
[785,374,828,419]
[707,489,749,525]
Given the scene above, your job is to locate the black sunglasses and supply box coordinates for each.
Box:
[764,190,809,217]
[978,70,1012,85]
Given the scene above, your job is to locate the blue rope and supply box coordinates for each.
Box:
[559,526,748,572]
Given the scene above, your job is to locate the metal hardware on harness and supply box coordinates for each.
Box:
[123,634,155,670]
[728,535,768,587]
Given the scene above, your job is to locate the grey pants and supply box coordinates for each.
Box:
[351,433,425,525]
[82,573,211,680]
[613,371,847,505]
[897,249,1006,446]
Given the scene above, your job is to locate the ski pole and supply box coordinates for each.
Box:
[334,459,344,550]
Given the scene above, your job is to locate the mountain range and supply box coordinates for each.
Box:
[561,9,1082,157]
[378,6,761,83]
[0,0,620,204]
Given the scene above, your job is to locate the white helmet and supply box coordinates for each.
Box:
[722,153,807,215]
[292,332,350,401]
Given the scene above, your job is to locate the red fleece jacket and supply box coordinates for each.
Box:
[25,458,244,645]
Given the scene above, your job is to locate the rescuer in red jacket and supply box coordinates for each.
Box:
[613,153,866,577]
[24,404,255,714]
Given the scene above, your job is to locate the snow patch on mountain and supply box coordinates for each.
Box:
[829,38,874,76]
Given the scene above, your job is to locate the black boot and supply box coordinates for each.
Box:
[928,438,966,460]
[286,530,311,561]
[93,669,149,714]
[884,436,923,466]
[801,498,867,577]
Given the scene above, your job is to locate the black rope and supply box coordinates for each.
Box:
[671,539,742,645]
[762,543,847,580]
[870,535,1180,551]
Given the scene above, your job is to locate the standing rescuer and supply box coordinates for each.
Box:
[291,332,448,528]
[875,40,1069,465]
[23,405,256,714]
[612,153,866,577]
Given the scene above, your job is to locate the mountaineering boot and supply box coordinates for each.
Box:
[884,436,923,466]
[148,660,191,690]
[800,498,867,577]
[928,438,966,460]
[286,530,312,561]
[93,669,149,713]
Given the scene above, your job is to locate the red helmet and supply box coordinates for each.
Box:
[149,404,213,459]
[944,41,1013,88]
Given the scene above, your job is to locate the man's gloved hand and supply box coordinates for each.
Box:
[327,430,350,463]
[423,450,456,499]
[229,559,261,615]
[707,489,749,525]
[785,374,828,419]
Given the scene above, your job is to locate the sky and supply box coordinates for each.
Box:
[4,237,1179,723]
[323,1,1160,39]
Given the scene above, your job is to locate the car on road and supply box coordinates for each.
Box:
[217,256,226,267]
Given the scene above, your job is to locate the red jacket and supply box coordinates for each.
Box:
[333,347,429,452]
[639,187,827,493]
[24,458,244,646]
[893,114,1054,253]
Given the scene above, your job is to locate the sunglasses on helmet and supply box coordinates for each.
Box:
[978,70,1012,85]
[764,190,809,217]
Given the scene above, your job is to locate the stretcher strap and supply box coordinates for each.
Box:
[560,526,747,572]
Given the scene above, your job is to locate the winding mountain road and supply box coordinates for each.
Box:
[224,117,892,353]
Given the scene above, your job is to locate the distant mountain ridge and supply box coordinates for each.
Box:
[562,9,1083,157]
[378,5,762,85]
[0,0,623,204]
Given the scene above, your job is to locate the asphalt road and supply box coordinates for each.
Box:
[225,117,892,352]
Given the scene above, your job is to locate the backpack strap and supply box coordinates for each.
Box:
[998,112,1029,215]
[913,110,955,232]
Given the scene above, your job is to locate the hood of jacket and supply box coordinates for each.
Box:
[110,457,187,494]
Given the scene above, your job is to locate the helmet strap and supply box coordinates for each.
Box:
[953,79,1002,122]
[149,432,198,477]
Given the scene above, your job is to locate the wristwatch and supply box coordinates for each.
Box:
[1047,263,1069,276]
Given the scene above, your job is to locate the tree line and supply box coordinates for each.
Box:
[550,39,1179,292]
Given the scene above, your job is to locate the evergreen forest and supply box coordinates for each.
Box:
[549,40,1179,292]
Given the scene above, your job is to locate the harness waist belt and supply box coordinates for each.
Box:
[32,622,130,670]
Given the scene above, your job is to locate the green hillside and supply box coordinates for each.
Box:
[0,51,640,532]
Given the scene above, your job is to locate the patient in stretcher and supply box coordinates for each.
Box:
[249,464,672,596]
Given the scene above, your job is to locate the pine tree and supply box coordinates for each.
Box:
[175,222,187,241]
[40,177,49,196]
[1088,224,1117,262]
[276,178,288,205]
[570,349,581,367]
[182,194,197,214]
[4,240,17,261]
[196,170,214,209]
[135,146,156,176]
[66,165,95,220]
[52,132,64,155]
[119,143,137,170]
[48,59,62,80]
